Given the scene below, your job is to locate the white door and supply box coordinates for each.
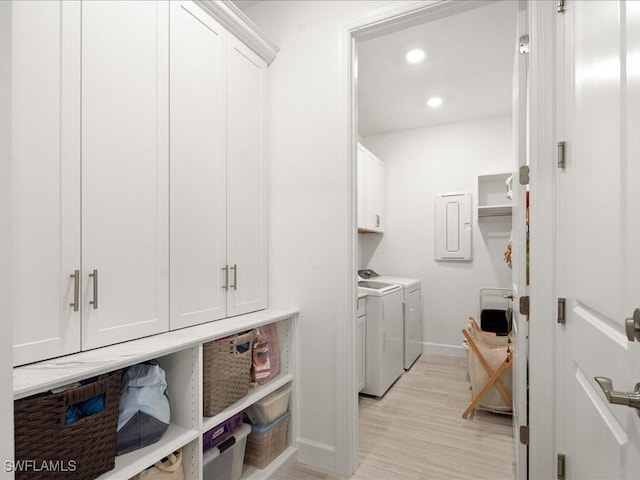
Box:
[169,0,227,329]
[556,1,640,477]
[11,1,81,366]
[511,2,528,478]
[226,36,268,317]
[82,1,169,349]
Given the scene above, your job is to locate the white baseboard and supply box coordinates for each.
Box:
[296,437,337,472]
[422,342,467,358]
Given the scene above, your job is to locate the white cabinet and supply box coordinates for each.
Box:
[477,173,513,218]
[357,143,386,233]
[356,297,366,392]
[11,0,169,363]
[169,1,228,329]
[11,1,81,366]
[12,0,274,364]
[81,0,170,349]
[226,35,268,317]
[169,2,267,330]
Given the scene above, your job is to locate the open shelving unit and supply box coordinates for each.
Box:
[14,308,298,480]
[477,173,513,218]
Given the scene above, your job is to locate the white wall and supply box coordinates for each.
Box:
[242,0,390,473]
[361,114,513,352]
[0,1,14,477]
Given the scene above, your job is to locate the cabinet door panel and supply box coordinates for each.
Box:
[81,1,169,349]
[169,1,227,329]
[226,37,267,317]
[12,1,81,366]
[357,145,366,229]
[367,153,385,232]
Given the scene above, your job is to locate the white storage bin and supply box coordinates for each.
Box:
[203,423,251,480]
[245,383,291,425]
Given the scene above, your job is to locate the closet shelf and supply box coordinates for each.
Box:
[202,374,294,431]
[13,307,298,400]
[96,424,199,480]
[241,446,297,480]
[478,205,512,217]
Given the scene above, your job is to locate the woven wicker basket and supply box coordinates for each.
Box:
[203,330,255,417]
[14,369,122,480]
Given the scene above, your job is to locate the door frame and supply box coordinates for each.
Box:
[0,0,15,470]
[335,0,557,477]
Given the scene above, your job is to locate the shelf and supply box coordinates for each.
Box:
[14,307,298,400]
[241,446,297,480]
[202,373,293,432]
[96,424,199,480]
[478,205,512,217]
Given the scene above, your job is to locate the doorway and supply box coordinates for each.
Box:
[351,1,526,477]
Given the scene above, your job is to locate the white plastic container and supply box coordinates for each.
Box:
[244,384,291,425]
[202,423,251,480]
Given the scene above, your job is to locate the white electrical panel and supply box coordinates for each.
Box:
[434,193,472,261]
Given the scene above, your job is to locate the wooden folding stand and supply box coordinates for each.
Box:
[462,318,513,419]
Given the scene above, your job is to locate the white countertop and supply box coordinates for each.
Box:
[13,307,298,400]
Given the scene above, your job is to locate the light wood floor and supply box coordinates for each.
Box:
[282,354,515,480]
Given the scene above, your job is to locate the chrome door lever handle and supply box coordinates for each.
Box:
[625,308,640,341]
[594,377,640,415]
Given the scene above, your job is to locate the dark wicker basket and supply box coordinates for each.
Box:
[203,330,255,417]
[14,369,122,480]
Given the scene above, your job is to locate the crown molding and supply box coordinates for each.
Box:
[196,1,279,65]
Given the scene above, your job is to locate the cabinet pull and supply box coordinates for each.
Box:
[230,264,237,291]
[376,215,380,227]
[70,270,80,312]
[222,265,229,291]
[89,269,98,309]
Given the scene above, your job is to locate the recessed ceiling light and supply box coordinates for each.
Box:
[405,49,425,64]
[427,97,443,108]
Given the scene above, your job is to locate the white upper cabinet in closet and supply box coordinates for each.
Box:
[169,1,227,329]
[81,1,169,349]
[11,1,81,366]
[169,2,267,329]
[357,143,386,233]
[226,36,268,317]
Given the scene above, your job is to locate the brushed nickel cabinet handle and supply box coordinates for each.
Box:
[89,269,98,309]
[230,264,237,291]
[222,265,229,291]
[70,270,80,312]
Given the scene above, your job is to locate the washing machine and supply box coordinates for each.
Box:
[359,270,423,370]
[357,280,404,397]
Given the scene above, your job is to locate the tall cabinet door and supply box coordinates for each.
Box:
[81,1,169,349]
[367,152,385,232]
[357,145,367,229]
[226,36,268,317]
[169,1,227,329]
[11,1,81,366]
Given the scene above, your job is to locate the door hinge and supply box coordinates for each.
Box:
[519,425,529,445]
[557,453,566,480]
[558,141,566,169]
[557,297,566,324]
[519,296,530,316]
[557,0,566,14]
[519,165,530,185]
[519,34,530,55]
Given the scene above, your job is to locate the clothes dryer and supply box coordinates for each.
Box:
[359,270,423,370]
[357,281,404,396]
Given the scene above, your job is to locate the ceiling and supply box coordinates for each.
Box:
[357,1,518,137]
